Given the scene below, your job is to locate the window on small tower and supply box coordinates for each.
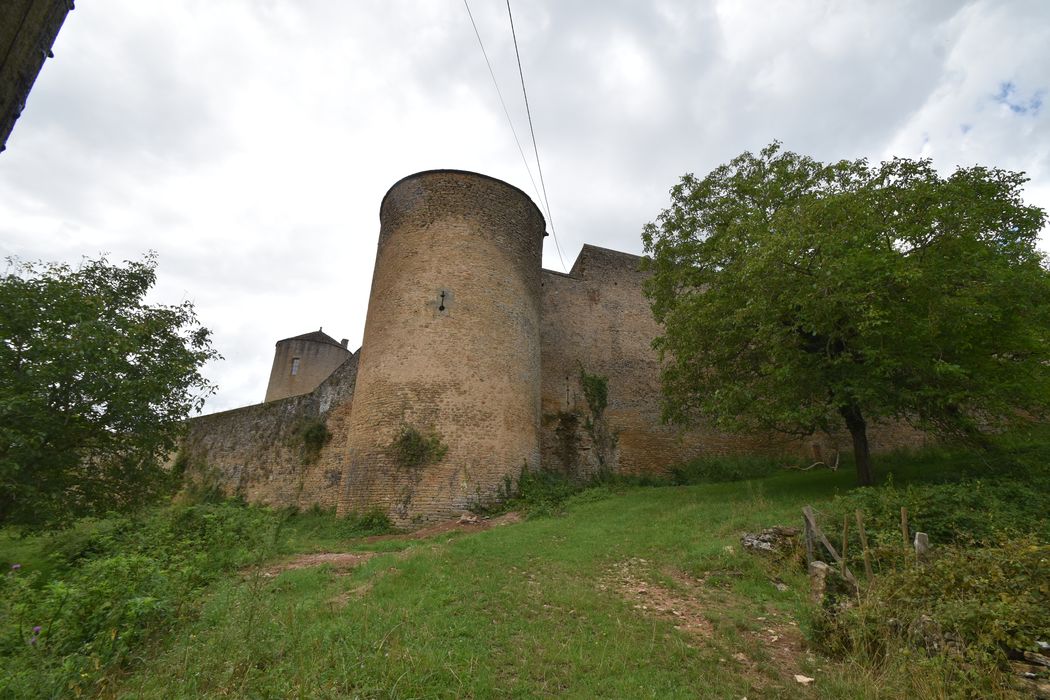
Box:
[290,357,301,376]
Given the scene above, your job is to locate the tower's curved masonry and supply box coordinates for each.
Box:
[339,170,546,523]
[263,329,351,402]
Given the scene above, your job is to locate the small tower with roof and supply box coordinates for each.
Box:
[264,328,351,402]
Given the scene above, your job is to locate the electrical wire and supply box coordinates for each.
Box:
[505,0,566,272]
[462,1,549,256]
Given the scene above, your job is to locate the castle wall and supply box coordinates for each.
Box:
[177,172,928,521]
[338,170,545,524]
[179,351,359,508]
[539,245,927,475]
[264,336,351,402]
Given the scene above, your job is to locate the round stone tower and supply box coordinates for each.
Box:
[264,329,351,402]
[339,170,546,523]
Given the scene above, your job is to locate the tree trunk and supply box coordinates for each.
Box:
[839,402,874,486]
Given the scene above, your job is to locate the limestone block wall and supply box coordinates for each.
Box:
[338,170,545,524]
[179,351,359,508]
[539,245,927,475]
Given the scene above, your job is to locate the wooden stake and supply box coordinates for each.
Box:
[801,506,859,589]
[855,509,873,580]
[900,507,910,551]
[803,514,815,565]
[840,515,849,578]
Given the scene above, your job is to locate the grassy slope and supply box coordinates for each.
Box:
[113,468,934,699]
[6,435,1043,699]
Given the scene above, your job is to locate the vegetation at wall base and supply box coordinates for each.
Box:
[0,429,1046,697]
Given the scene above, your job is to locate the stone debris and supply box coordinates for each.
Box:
[457,512,480,525]
[794,674,815,686]
[741,526,800,555]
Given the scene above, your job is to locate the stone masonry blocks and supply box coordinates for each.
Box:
[337,170,546,524]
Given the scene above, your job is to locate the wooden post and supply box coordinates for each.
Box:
[803,513,815,565]
[900,507,910,551]
[802,506,859,589]
[855,509,873,580]
[840,515,849,579]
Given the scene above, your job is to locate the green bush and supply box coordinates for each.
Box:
[667,454,785,485]
[815,537,1049,673]
[828,477,1050,548]
[0,500,390,696]
[280,505,392,542]
[390,425,448,470]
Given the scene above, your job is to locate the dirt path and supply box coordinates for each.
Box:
[362,511,522,543]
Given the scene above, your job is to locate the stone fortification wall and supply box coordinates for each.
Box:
[338,170,546,524]
[539,245,927,475]
[179,351,359,508]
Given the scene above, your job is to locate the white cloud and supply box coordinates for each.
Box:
[1,0,1047,413]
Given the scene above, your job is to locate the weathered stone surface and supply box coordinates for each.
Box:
[264,330,351,402]
[338,171,545,525]
[177,352,359,510]
[742,526,801,555]
[809,561,831,605]
[177,170,932,523]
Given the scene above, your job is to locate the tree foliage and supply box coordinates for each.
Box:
[0,254,219,528]
[643,143,1050,484]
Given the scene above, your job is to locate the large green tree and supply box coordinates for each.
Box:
[0,254,219,528]
[643,143,1050,485]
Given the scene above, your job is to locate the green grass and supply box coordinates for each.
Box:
[3,430,1047,698]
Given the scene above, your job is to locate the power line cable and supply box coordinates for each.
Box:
[505,0,566,272]
[462,0,548,251]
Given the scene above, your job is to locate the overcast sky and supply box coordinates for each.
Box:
[2,0,1048,414]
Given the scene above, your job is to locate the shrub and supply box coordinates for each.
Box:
[815,537,1049,673]
[828,477,1050,548]
[667,454,784,485]
[390,425,448,470]
[0,501,374,696]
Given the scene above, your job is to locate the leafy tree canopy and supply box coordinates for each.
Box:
[0,254,219,528]
[643,143,1050,485]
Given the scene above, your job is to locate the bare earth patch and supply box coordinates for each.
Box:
[257,551,375,577]
[364,511,523,542]
[601,558,714,640]
[251,512,523,578]
[604,558,816,692]
[734,612,813,690]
